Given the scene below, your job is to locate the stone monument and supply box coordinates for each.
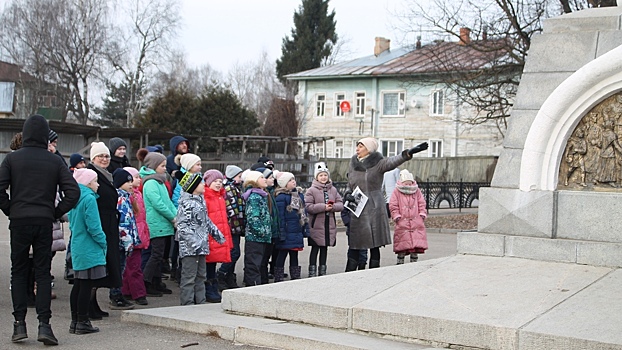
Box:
[460,6,622,268]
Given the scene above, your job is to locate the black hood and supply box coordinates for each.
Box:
[22,114,50,149]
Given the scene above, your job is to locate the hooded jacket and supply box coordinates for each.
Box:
[304,179,344,247]
[389,181,428,253]
[204,187,232,263]
[176,191,225,259]
[0,115,79,226]
[166,136,189,175]
[140,166,176,238]
[68,184,107,271]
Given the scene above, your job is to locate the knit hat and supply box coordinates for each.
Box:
[73,168,97,186]
[276,171,295,188]
[90,142,110,160]
[255,167,273,181]
[48,129,58,142]
[179,172,203,193]
[250,162,264,171]
[108,137,127,154]
[243,170,264,186]
[257,156,274,170]
[143,152,167,170]
[203,169,224,186]
[146,145,163,153]
[399,169,415,183]
[112,168,133,189]
[225,165,243,179]
[69,153,85,168]
[357,137,378,153]
[180,153,201,171]
[314,162,330,180]
[123,167,139,178]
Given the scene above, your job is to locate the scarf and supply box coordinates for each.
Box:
[91,163,113,183]
[275,187,308,227]
[396,183,419,195]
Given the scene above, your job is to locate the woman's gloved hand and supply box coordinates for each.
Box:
[408,142,429,156]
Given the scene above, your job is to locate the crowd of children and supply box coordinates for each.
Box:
[13,133,430,339]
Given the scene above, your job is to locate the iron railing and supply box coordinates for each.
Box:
[298,181,489,210]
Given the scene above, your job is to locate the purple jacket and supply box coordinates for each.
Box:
[304,180,344,247]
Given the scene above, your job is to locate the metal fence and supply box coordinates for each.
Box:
[298,181,489,210]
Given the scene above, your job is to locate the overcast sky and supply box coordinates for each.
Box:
[180,0,410,73]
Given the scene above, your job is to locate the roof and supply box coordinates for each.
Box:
[286,39,510,80]
[0,61,38,83]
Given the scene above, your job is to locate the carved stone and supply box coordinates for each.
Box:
[558,92,622,190]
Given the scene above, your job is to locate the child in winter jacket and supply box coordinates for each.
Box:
[202,169,233,303]
[389,169,428,264]
[68,169,107,335]
[304,163,343,277]
[273,172,309,282]
[119,167,148,305]
[111,168,142,308]
[217,165,245,290]
[176,172,224,305]
[242,171,271,286]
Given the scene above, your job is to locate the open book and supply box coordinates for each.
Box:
[344,186,368,218]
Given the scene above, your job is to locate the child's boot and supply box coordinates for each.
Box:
[397,253,405,265]
[225,273,239,289]
[274,267,285,282]
[205,279,221,303]
[289,266,301,280]
[318,265,327,276]
[410,253,419,263]
[308,265,317,277]
[345,258,358,272]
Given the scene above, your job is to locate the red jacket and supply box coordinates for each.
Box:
[389,181,428,253]
[132,188,150,249]
[204,187,232,263]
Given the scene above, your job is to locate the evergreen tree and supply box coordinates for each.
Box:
[276,0,337,86]
[94,80,144,127]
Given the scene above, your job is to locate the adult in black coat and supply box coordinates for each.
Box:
[107,137,130,173]
[87,141,133,315]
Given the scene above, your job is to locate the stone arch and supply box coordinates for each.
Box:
[520,45,622,191]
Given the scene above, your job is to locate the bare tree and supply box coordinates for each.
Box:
[392,0,613,136]
[0,0,110,124]
[150,51,223,97]
[106,0,181,126]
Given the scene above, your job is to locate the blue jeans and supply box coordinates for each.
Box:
[347,249,368,265]
[218,235,241,276]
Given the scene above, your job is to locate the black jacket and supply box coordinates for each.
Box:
[107,155,130,173]
[0,115,79,226]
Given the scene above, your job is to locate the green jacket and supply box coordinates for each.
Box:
[140,166,176,238]
[68,184,107,271]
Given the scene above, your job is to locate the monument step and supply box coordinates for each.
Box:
[122,303,437,350]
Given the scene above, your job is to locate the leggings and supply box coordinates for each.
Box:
[70,279,93,318]
[309,246,327,265]
[276,250,299,268]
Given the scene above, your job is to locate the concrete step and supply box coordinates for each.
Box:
[122,303,438,350]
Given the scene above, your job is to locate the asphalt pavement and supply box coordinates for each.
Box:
[0,209,463,350]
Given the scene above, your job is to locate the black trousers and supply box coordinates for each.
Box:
[143,236,166,283]
[11,225,53,322]
[244,241,270,286]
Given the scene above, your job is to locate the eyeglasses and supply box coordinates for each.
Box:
[96,155,111,159]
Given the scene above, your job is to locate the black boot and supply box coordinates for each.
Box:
[225,273,239,289]
[75,315,99,335]
[12,320,27,342]
[217,273,228,292]
[369,259,380,269]
[274,267,285,282]
[155,277,172,294]
[357,263,366,270]
[308,265,317,278]
[37,321,58,346]
[318,265,327,276]
[69,313,77,334]
[89,288,109,320]
[289,266,301,280]
[345,258,358,272]
[144,281,163,297]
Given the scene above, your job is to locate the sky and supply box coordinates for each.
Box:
[179,0,411,73]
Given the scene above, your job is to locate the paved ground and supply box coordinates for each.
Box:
[0,209,464,349]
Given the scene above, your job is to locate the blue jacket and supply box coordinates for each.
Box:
[117,189,141,255]
[166,136,189,175]
[275,188,309,250]
[68,184,107,271]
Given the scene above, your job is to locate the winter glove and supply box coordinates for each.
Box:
[408,142,429,156]
[344,194,356,203]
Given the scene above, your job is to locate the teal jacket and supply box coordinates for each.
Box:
[140,166,176,238]
[68,184,107,271]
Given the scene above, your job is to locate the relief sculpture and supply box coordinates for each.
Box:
[559,93,622,190]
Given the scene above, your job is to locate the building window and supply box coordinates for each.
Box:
[382,91,405,116]
[315,144,324,158]
[334,93,346,117]
[334,140,344,158]
[316,94,325,117]
[430,90,444,116]
[429,139,443,157]
[381,140,404,157]
[355,92,366,116]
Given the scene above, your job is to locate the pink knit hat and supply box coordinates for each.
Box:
[123,167,139,178]
[73,168,98,186]
[357,137,378,153]
[203,169,224,186]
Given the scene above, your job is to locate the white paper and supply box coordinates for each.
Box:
[344,186,368,218]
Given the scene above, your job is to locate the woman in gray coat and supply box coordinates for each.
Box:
[345,137,428,270]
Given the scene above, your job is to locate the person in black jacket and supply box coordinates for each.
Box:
[107,137,130,173]
[0,114,80,346]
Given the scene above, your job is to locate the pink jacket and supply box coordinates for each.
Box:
[389,181,428,253]
[132,188,150,249]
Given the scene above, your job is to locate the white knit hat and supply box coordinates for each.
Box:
[357,137,378,153]
[90,142,110,160]
[399,169,415,183]
[314,162,330,180]
[180,153,201,171]
[276,171,295,188]
[243,170,264,187]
